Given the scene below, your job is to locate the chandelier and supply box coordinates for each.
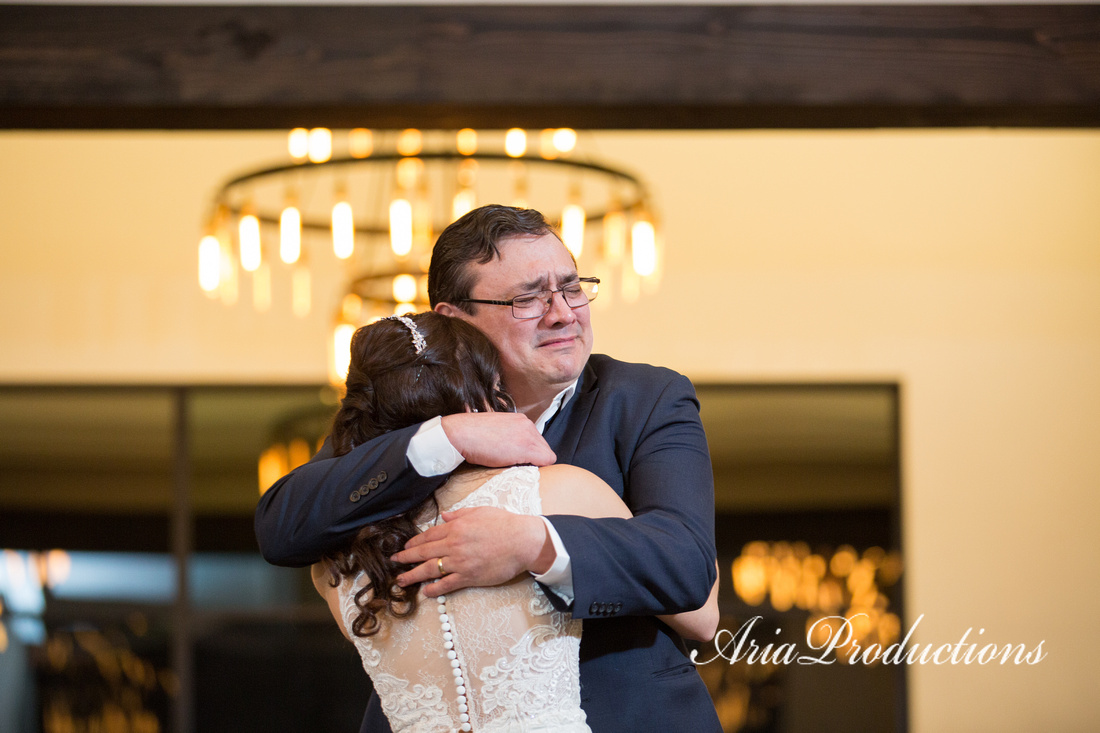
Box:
[198,128,662,384]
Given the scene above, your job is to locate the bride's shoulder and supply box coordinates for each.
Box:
[536,464,631,519]
[536,463,598,484]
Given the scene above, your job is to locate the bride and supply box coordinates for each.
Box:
[311,312,718,733]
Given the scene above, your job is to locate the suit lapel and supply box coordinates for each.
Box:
[543,360,598,464]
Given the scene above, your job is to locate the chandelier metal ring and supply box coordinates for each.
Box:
[198,128,663,385]
[213,152,652,234]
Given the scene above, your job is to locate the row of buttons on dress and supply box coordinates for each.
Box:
[437,593,472,732]
[588,601,622,617]
[349,471,387,502]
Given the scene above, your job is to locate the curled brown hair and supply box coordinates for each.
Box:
[324,312,514,637]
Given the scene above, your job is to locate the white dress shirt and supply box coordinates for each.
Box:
[407,381,579,603]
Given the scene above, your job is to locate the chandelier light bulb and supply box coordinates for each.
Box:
[456,128,478,156]
[341,293,363,322]
[288,128,309,160]
[456,158,478,187]
[511,161,529,209]
[332,322,356,385]
[332,201,355,259]
[392,273,418,304]
[349,128,373,159]
[394,302,418,316]
[238,214,262,272]
[505,128,527,158]
[413,190,433,247]
[45,550,71,588]
[198,235,222,293]
[395,157,423,190]
[258,444,288,496]
[205,128,662,317]
[603,210,627,261]
[287,439,312,472]
[389,198,414,256]
[397,129,423,157]
[307,128,333,163]
[452,188,476,221]
[631,219,657,277]
[280,205,302,264]
[552,128,578,154]
[539,129,559,160]
[219,241,238,306]
[561,203,586,258]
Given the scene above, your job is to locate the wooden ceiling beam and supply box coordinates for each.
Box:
[2,4,1099,129]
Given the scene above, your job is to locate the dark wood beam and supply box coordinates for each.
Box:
[2,4,1099,129]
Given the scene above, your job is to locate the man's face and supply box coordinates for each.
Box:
[447,233,593,403]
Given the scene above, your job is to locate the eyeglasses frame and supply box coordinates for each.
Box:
[457,277,600,320]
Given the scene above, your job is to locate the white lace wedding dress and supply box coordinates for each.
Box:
[337,466,591,733]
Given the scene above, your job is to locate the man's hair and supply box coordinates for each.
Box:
[428,204,557,313]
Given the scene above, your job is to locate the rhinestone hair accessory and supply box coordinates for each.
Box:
[386,315,427,355]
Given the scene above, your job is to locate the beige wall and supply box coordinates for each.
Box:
[2,130,1099,730]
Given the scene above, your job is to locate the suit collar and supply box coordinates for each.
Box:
[542,359,599,461]
[533,378,580,433]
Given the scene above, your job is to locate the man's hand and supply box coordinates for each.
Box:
[391,507,556,597]
[441,413,555,468]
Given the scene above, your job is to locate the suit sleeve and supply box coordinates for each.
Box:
[254,423,445,567]
[545,373,717,618]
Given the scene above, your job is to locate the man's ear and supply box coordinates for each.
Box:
[435,299,479,323]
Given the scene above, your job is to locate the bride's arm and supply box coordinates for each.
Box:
[655,562,719,641]
[537,465,719,642]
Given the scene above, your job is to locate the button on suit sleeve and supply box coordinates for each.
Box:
[255,423,443,567]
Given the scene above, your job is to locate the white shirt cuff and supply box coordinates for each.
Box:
[407,416,465,477]
[531,516,574,605]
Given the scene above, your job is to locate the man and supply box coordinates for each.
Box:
[255,205,720,732]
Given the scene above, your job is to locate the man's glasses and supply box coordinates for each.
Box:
[459,277,600,320]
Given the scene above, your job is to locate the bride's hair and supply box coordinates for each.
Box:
[324,311,514,637]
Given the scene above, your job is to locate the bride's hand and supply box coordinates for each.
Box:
[391,506,556,596]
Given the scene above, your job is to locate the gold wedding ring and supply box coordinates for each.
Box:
[437,557,447,576]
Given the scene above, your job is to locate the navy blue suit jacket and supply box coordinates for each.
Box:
[255,354,720,732]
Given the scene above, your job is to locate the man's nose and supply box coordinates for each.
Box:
[542,289,577,325]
